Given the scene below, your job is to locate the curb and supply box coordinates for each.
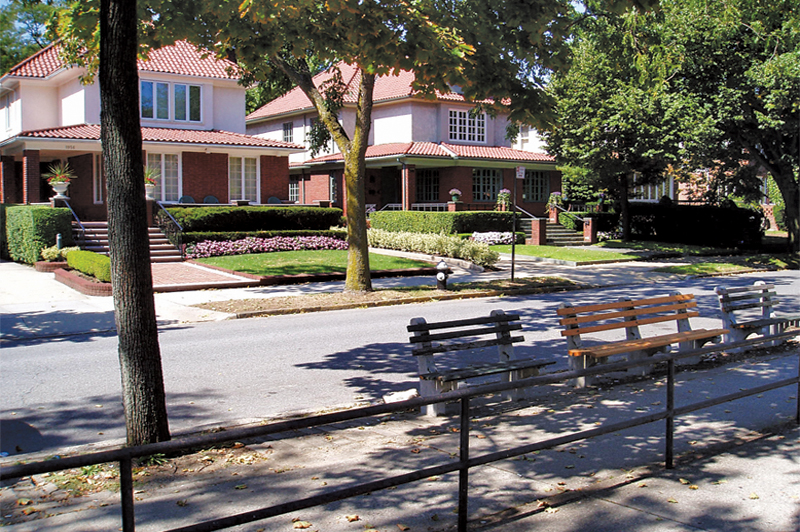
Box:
[53,268,113,297]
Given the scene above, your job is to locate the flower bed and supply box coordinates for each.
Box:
[185,236,348,259]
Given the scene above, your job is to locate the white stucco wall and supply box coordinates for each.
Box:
[1,89,22,142]
[211,84,246,133]
[372,102,413,144]
[410,102,440,142]
[59,78,86,127]
[19,83,59,133]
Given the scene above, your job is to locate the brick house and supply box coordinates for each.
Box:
[0,41,303,221]
[245,63,561,216]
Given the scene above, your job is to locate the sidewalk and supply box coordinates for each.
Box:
[2,344,798,531]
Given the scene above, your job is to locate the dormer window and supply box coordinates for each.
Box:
[140,80,201,122]
[449,109,486,143]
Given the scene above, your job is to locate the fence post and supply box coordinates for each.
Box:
[665,359,675,469]
[120,455,135,531]
[458,397,470,532]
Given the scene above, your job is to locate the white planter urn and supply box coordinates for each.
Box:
[51,182,69,199]
[145,183,156,200]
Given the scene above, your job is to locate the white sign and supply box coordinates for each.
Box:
[516,166,525,180]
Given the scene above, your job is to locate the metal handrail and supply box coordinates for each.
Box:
[154,201,184,260]
[551,202,585,223]
[514,205,535,218]
[59,198,86,246]
[1,330,797,532]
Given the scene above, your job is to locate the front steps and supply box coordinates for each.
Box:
[73,221,183,263]
[519,218,590,246]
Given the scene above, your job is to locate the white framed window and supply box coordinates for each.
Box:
[416,169,440,202]
[632,174,673,202]
[93,154,104,204]
[472,168,502,202]
[522,170,549,202]
[283,122,293,143]
[146,153,180,201]
[230,156,258,202]
[141,81,201,122]
[289,177,299,203]
[449,109,486,143]
[2,91,13,130]
[329,173,337,203]
[174,84,201,122]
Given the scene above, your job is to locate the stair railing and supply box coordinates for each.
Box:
[551,203,585,224]
[153,201,184,260]
[61,198,87,247]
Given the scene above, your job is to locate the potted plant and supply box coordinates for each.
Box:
[144,166,159,200]
[546,192,563,222]
[43,161,76,199]
[449,188,462,202]
[496,188,511,211]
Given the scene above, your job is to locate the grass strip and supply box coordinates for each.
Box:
[491,245,640,262]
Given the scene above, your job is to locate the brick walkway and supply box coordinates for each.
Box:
[150,262,259,292]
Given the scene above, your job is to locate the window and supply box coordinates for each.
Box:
[415,169,440,202]
[93,155,104,204]
[174,84,201,122]
[141,81,201,122]
[230,157,258,202]
[522,170,549,202]
[289,177,299,203]
[283,122,293,143]
[147,153,180,201]
[329,173,337,203]
[632,174,672,202]
[472,168,502,202]
[449,109,486,143]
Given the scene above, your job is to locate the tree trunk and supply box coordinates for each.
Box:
[343,72,375,292]
[100,0,170,446]
[617,174,632,241]
[766,167,799,253]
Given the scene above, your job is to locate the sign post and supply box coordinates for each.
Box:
[512,166,525,280]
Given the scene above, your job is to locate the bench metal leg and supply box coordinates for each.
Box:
[570,355,595,388]
[420,380,452,417]
[627,350,653,376]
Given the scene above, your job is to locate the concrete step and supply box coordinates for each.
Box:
[72,222,182,261]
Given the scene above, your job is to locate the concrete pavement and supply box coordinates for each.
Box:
[1,254,799,531]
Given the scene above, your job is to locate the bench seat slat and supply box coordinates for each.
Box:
[412,336,524,356]
[561,311,700,337]
[559,301,697,327]
[721,300,779,312]
[732,316,800,330]
[556,294,694,316]
[568,328,728,358]
[409,323,522,344]
[407,313,520,332]
[421,359,555,382]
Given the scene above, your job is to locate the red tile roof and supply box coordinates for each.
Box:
[4,41,238,80]
[302,142,554,165]
[247,63,469,121]
[18,124,302,149]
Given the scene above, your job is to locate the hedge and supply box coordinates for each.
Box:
[368,229,499,267]
[558,211,619,232]
[163,206,344,232]
[0,204,7,260]
[629,203,764,248]
[4,206,75,264]
[67,250,112,282]
[369,211,517,234]
[182,229,347,245]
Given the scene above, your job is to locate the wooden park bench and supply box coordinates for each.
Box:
[716,281,800,350]
[408,309,555,416]
[558,293,728,387]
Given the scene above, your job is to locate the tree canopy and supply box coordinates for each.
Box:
[1,0,60,73]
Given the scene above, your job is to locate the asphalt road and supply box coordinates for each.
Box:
[1,270,798,455]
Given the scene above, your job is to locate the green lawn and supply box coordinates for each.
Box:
[651,263,753,275]
[194,250,433,276]
[491,245,641,262]
[595,240,736,255]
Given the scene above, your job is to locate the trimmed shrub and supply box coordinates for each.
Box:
[185,235,349,259]
[773,204,786,231]
[369,211,517,234]
[5,206,74,264]
[559,211,619,232]
[182,229,347,245]
[368,229,499,267]
[163,206,343,232]
[0,204,7,260]
[67,250,112,282]
[41,245,80,262]
[629,203,764,248]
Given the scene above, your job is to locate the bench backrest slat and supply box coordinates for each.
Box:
[558,301,697,327]
[556,294,694,316]
[716,284,775,296]
[408,313,520,333]
[716,282,778,325]
[721,300,779,312]
[412,336,525,356]
[561,311,700,337]
[409,323,522,344]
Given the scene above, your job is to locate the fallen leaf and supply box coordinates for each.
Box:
[292,520,312,529]
[544,507,559,514]
[16,498,32,506]
[638,482,648,488]
[749,493,759,500]
[679,478,690,485]
[22,507,37,515]
[475,434,486,439]
[234,484,248,490]
[667,498,678,504]
[410,448,421,454]
[177,499,188,507]
[397,524,410,531]
[345,515,359,522]
[689,485,699,490]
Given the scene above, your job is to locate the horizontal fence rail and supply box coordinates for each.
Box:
[2,330,798,532]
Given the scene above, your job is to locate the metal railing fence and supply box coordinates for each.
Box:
[154,202,184,260]
[2,331,798,532]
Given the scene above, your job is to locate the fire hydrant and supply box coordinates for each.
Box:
[436,259,449,290]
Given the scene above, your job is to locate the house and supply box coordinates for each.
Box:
[245,64,561,216]
[0,40,303,221]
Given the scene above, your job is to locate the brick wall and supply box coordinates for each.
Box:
[22,150,40,204]
[181,151,228,202]
[1,156,18,203]
[260,155,290,202]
